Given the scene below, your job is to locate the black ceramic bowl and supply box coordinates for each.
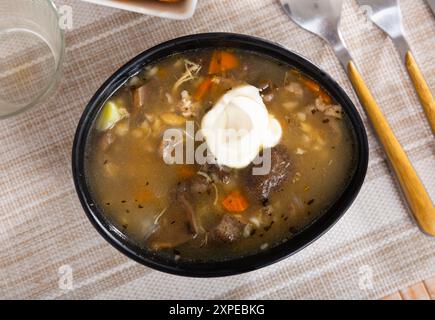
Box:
[72,33,368,277]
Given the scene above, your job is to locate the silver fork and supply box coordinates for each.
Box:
[280,0,435,235]
[356,0,435,134]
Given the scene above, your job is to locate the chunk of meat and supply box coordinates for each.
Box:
[244,145,292,203]
[213,214,246,243]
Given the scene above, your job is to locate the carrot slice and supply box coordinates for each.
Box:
[319,89,332,105]
[193,76,213,101]
[222,190,249,213]
[219,51,239,72]
[208,51,222,74]
[208,51,239,74]
[302,78,320,93]
[302,77,332,104]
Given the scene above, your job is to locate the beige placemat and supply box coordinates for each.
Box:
[0,0,434,300]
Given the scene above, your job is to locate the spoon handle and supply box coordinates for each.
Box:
[405,51,435,135]
[347,60,435,236]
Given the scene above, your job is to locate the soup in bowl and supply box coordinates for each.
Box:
[72,33,368,276]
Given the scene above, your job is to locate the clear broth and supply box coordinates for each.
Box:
[85,49,356,262]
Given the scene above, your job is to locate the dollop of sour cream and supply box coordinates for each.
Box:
[201,85,282,168]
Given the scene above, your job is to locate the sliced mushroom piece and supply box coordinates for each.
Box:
[175,181,201,235]
[132,84,148,112]
[131,79,160,123]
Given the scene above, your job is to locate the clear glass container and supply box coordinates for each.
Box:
[0,0,65,119]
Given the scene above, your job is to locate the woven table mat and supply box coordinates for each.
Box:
[0,0,434,299]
